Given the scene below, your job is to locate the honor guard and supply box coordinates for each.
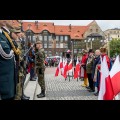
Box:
[0,20,16,100]
[35,39,46,98]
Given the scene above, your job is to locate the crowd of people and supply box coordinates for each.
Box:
[45,57,59,67]
[79,48,114,96]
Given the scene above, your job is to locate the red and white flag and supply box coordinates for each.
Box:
[98,56,109,100]
[62,59,68,78]
[55,58,63,77]
[68,59,73,71]
[109,55,120,97]
[74,58,80,79]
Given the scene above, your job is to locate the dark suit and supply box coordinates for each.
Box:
[0,32,15,99]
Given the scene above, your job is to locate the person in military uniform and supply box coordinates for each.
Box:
[0,20,16,100]
[35,39,46,98]
[15,29,30,100]
[3,20,30,100]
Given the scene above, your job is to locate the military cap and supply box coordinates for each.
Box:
[35,40,42,44]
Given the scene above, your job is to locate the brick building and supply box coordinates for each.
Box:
[22,20,105,57]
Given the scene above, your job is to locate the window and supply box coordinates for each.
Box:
[44,36,47,42]
[28,36,31,40]
[96,29,98,32]
[114,31,116,34]
[43,30,48,34]
[60,43,64,48]
[48,44,52,48]
[90,29,92,32]
[64,43,68,48]
[33,36,36,42]
[56,44,60,48]
[56,52,59,55]
[118,35,119,38]
[60,36,63,42]
[56,36,59,41]
[74,49,77,53]
[60,52,62,56]
[49,35,52,40]
[118,31,119,34]
[39,35,42,40]
[65,36,68,41]
[44,43,47,48]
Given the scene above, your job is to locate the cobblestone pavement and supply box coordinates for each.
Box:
[35,67,98,100]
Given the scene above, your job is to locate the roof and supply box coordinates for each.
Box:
[22,21,91,40]
[22,22,55,33]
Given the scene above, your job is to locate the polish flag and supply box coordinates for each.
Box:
[62,60,68,78]
[98,56,109,100]
[68,59,73,71]
[55,58,63,77]
[61,59,65,75]
[74,58,80,79]
[104,75,114,100]
[109,55,120,97]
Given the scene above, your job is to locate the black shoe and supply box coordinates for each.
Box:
[37,93,45,98]
[86,86,91,89]
[30,78,36,81]
[94,92,99,96]
[21,95,30,100]
[89,89,95,92]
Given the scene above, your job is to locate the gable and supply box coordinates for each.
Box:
[83,21,105,38]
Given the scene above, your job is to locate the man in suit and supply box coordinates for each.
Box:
[0,20,16,100]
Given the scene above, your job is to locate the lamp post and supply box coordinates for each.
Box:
[107,33,112,57]
[71,40,74,59]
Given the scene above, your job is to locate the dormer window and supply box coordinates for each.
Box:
[90,29,92,32]
[43,24,47,26]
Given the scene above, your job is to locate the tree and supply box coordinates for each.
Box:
[110,39,120,57]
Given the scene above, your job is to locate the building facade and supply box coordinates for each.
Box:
[22,20,105,57]
[104,28,120,39]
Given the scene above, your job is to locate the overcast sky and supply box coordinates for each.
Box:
[23,20,120,31]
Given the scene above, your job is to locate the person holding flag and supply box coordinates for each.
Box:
[81,50,88,87]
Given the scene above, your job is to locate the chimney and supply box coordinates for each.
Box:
[69,24,71,30]
[35,21,39,29]
[69,24,71,32]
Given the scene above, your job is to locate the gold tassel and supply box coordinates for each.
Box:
[3,31,21,55]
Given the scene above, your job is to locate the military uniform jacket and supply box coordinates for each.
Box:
[35,48,45,70]
[0,32,15,99]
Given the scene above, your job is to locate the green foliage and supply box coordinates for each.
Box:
[110,39,120,57]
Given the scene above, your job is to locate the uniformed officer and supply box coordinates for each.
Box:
[14,29,30,100]
[35,39,46,98]
[0,20,16,100]
[3,20,30,100]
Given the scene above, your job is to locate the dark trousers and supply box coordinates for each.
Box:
[2,97,15,100]
[87,73,95,90]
